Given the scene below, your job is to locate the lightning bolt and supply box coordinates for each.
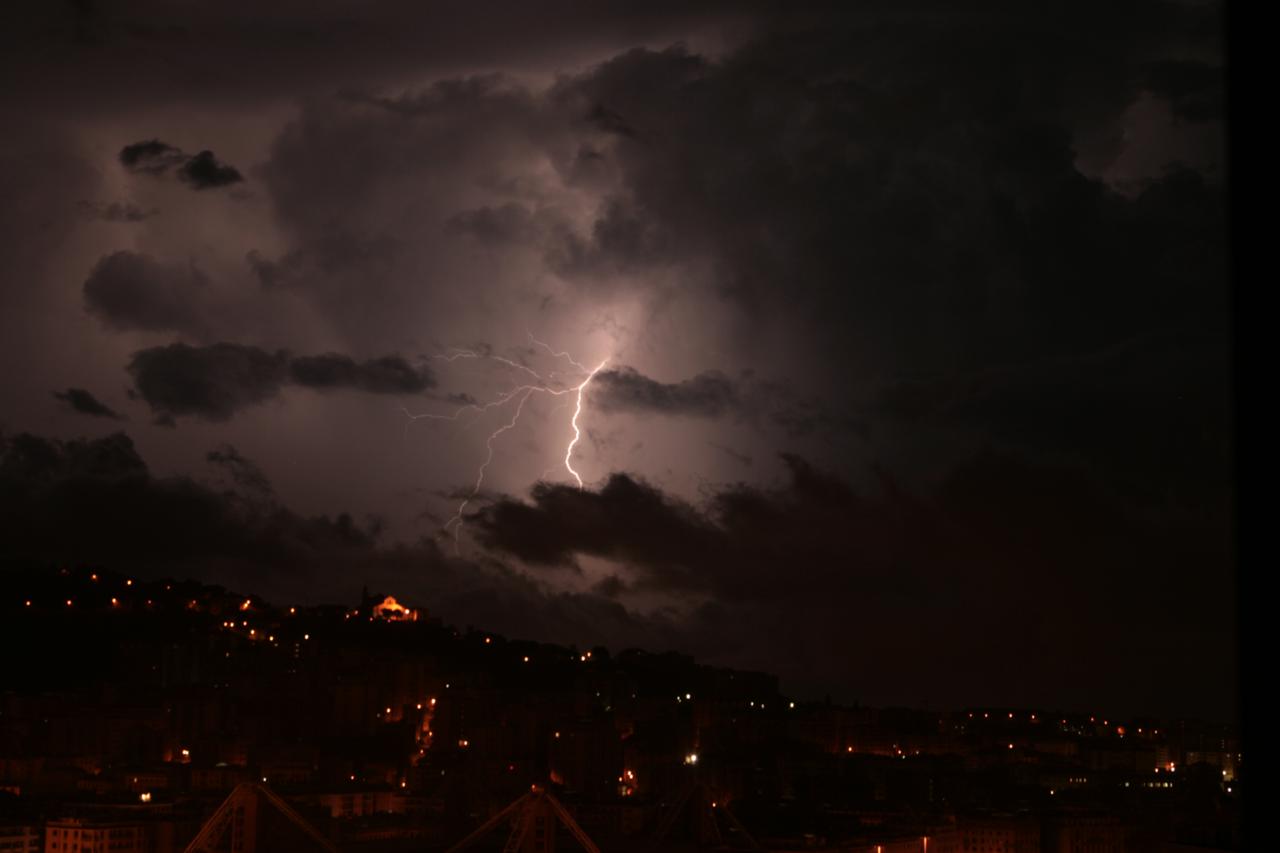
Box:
[565,359,608,488]
[404,336,608,551]
[528,331,590,373]
[443,386,534,541]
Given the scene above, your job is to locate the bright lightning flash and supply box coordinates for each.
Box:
[565,359,607,487]
[404,336,608,549]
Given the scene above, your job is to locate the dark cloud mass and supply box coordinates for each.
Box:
[206,444,273,497]
[53,387,122,419]
[289,353,432,394]
[474,451,1233,713]
[127,342,434,421]
[0,430,388,597]
[590,365,863,440]
[83,250,211,337]
[119,139,185,173]
[177,150,245,189]
[119,139,243,189]
[0,429,1234,715]
[592,366,739,418]
[127,343,289,421]
[0,430,667,654]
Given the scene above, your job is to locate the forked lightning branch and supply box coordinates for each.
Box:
[404,334,607,550]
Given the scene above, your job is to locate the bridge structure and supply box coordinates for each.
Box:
[443,785,601,853]
[182,782,338,853]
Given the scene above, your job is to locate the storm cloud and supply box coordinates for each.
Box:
[83,251,213,338]
[126,342,434,421]
[474,451,1234,712]
[289,353,433,395]
[53,388,123,420]
[119,139,244,189]
[0,430,672,653]
[592,366,739,418]
[127,343,290,421]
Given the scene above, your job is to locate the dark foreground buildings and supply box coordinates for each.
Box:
[1,567,1241,851]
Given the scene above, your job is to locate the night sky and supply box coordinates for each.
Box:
[0,1,1232,720]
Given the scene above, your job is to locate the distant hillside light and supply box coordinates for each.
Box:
[373,595,418,622]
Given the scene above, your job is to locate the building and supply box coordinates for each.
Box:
[45,818,148,853]
[0,825,40,853]
[1042,813,1128,853]
[958,813,1039,853]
